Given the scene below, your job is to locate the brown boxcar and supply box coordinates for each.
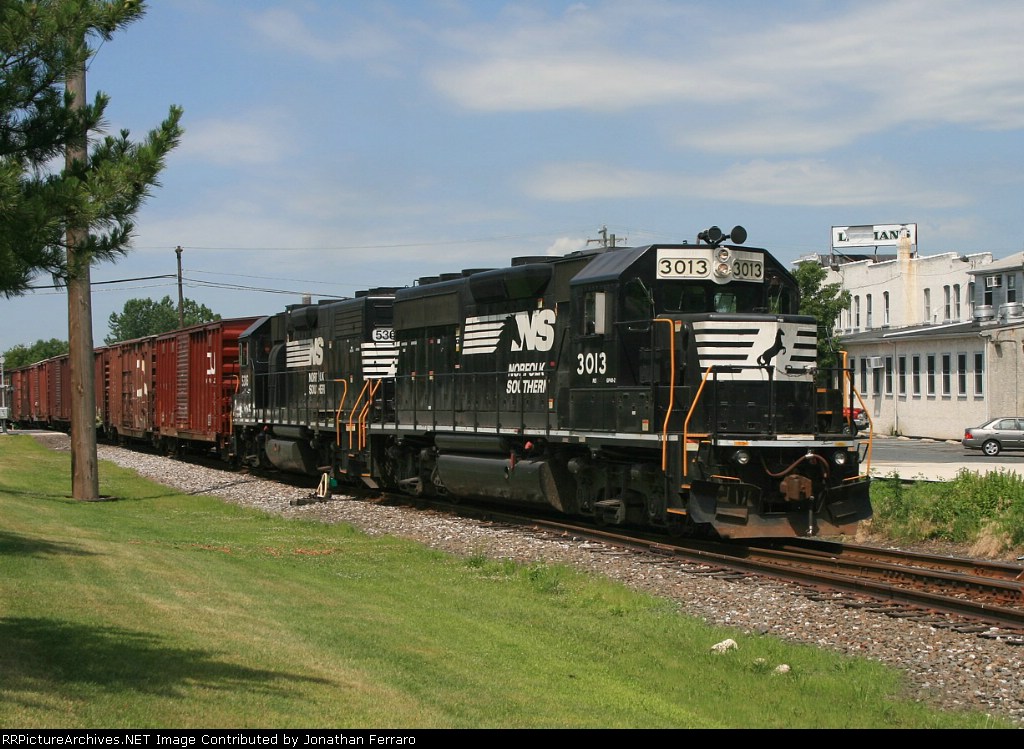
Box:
[154,317,258,455]
[8,365,35,425]
[32,358,54,426]
[45,355,72,429]
[99,336,158,443]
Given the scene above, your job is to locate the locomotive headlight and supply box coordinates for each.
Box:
[731,449,751,466]
[714,261,732,279]
[832,449,849,467]
[715,247,732,263]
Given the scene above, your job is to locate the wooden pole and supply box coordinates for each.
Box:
[66,45,99,500]
[176,245,184,327]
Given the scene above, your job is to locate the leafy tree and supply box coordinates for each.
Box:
[105,295,220,343]
[0,0,183,296]
[2,338,69,369]
[793,260,852,372]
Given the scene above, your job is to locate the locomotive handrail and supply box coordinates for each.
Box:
[357,379,381,450]
[840,351,872,474]
[682,366,715,478]
[347,381,372,451]
[653,318,677,472]
[333,378,349,447]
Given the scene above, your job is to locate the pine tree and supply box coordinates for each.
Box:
[0,0,183,296]
[1,0,182,498]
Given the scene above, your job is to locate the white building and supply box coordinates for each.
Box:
[803,236,1024,440]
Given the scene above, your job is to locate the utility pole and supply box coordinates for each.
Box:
[66,46,99,500]
[176,245,184,328]
[586,225,626,248]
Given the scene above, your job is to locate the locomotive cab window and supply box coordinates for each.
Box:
[714,291,738,313]
[583,291,607,335]
[660,284,706,313]
[623,278,654,322]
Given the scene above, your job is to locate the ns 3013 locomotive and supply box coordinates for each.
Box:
[232,226,872,539]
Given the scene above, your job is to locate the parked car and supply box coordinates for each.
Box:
[962,417,1024,456]
[842,407,869,434]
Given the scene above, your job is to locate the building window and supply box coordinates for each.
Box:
[883,291,890,326]
[859,357,868,394]
[873,365,882,395]
[974,352,984,395]
[943,286,951,320]
[854,296,861,328]
[884,356,893,395]
[866,294,873,328]
[927,354,936,396]
[941,354,952,396]
[957,353,967,395]
[985,275,1001,306]
[968,281,975,318]
[898,355,906,395]
[912,355,921,396]
[923,288,931,323]
[953,284,961,320]
[1009,276,1018,304]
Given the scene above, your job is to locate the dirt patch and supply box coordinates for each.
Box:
[27,431,71,451]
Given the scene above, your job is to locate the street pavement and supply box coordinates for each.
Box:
[865,436,1024,482]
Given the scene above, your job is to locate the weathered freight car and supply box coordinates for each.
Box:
[363,227,871,538]
[150,317,259,456]
[8,365,36,425]
[97,336,157,443]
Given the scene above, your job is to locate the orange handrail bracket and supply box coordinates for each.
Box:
[652,319,676,471]
[332,378,349,447]
[682,366,714,478]
[839,350,872,474]
[357,379,382,450]
[347,381,372,451]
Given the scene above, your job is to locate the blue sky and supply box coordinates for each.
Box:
[3,0,1023,352]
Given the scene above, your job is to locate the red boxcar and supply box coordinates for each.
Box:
[153,317,258,454]
[99,336,158,443]
[33,357,55,426]
[46,354,72,429]
[9,366,34,424]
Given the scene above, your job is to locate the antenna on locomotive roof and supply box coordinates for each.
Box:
[586,225,626,248]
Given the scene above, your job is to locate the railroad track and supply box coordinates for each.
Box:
[383,495,1024,642]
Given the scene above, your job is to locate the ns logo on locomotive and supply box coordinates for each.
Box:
[6,225,871,540]
[230,224,871,539]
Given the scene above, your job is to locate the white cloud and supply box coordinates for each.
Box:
[523,158,966,208]
[177,115,292,167]
[545,236,589,255]
[247,7,401,64]
[426,0,1024,152]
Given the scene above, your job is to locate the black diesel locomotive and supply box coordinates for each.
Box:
[232,226,871,539]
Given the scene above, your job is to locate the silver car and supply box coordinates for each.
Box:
[962,417,1024,456]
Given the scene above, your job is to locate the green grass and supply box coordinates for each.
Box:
[0,435,1011,728]
[870,468,1024,551]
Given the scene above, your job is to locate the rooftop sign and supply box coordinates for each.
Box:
[831,223,916,249]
